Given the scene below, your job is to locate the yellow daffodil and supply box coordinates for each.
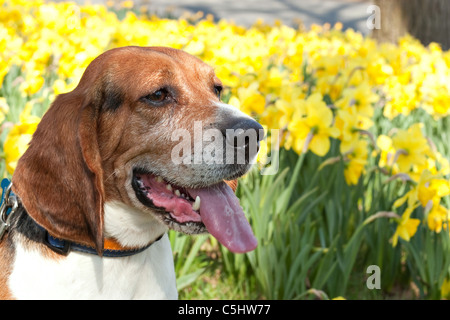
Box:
[383,82,420,120]
[418,178,450,207]
[335,106,373,154]
[366,57,393,85]
[315,75,346,102]
[3,102,41,174]
[435,152,450,176]
[20,71,45,96]
[343,139,368,185]
[287,93,340,156]
[441,278,450,299]
[272,86,306,129]
[421,74,450,119]
[376,134,396,170]
[393,170,434,211]
[335,82,378,118]
[391,123,434,174]
[426,199,449,233]
[391,170,450,235]
[392,206,420,247]
[52,79,77,95]
[230,82,266,116]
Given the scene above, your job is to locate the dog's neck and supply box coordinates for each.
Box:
[7,202,177,299]
[104,201,168,248]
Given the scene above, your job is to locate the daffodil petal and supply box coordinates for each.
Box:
[309,134,330,157]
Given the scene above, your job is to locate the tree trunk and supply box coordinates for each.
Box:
[372,0,450,50]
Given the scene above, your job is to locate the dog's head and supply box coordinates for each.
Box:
[12,46,264,254]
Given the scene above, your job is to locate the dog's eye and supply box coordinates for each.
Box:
[214,85,223,99]
[143,88,169,105]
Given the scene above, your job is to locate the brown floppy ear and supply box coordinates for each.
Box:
[225,179,238,192]
[12,91,105,254]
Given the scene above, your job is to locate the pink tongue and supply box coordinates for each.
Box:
[187,182,257,253]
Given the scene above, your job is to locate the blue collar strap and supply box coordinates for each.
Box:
[43,231,163,258]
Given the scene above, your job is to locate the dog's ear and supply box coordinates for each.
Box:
[225,179,238,192]
[12,91,105,255]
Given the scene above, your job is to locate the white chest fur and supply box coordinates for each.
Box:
[8,202,178,300]
[9,234,178,299]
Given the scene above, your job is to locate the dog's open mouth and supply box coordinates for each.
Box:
[132,170,257,253]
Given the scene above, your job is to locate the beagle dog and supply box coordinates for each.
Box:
[0,46,263,299]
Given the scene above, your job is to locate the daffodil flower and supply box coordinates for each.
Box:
[287,93,340,157]
[230,82,266,116]
[392,205,420,247]
[426,200,449,233]
[343,139,368,185]
[3,102,41,174]
[392,123,433,174]
[441,278,450,298]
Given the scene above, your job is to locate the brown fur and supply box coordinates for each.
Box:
[0,236,13,300]
[11,47,237,255]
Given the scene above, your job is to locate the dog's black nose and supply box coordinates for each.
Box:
[226,118,264,148]
[223,117,265,164]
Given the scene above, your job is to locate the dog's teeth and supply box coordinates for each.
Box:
[181,193,186,199]
[175,189,181,197]
[166,184,173,192]
[192,196,201,211]
[156,176,163,183]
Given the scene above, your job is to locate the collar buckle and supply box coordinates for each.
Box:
[0,179,20,241]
